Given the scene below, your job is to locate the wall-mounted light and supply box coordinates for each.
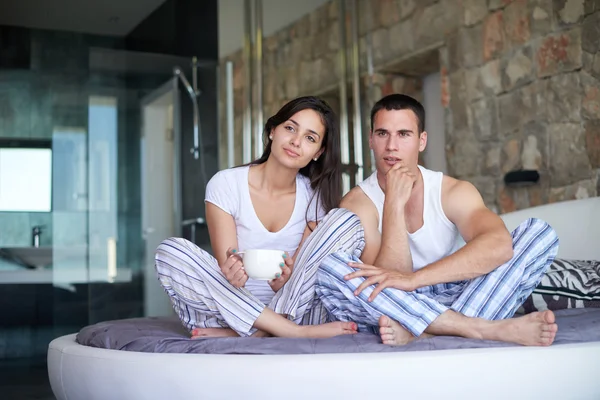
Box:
[504,170,540,187]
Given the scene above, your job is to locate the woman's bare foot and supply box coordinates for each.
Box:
[191,328,239,339]
[488,310,558,346]
[301,321,358,339]
[251,330,271,338]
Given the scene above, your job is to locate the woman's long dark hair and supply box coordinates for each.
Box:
[251,96,342,224]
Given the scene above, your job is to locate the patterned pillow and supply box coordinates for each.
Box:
[520,258,600,313]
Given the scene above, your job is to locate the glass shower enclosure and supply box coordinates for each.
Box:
[0,46,217,362]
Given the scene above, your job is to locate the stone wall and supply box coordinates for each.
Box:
[219,0,600,212]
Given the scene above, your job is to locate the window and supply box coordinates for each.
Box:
[0,141,52,212]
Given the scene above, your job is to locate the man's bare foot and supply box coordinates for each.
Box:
[378,316,434,346]
[301,321,358,339]
[378,315,416,346]
[488,310,558,346]
[191,328,239,339]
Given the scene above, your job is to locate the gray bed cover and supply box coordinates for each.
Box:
[77,308,600,355]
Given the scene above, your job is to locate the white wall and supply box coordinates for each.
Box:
[218,0,330,58]
[422,72,447,174]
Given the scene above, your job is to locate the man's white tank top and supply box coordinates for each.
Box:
[358,166,460,271]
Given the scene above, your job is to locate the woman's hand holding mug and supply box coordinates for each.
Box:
[220,247,248,288]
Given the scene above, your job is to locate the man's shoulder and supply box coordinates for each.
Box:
[341,186,376,212]
[440,174,486,216]
[441,174,478,197]
[340,185,380,230]
[341,185,367,206]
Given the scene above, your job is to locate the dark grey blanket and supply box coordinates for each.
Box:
[77,308,600,355]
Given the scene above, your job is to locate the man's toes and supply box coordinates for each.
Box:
[541,331,554,339]
[379,326,394,335]
[380,333,395,342]
[379,315,392,328]
[541,310,556,324]
[381,335,396,345]
[540,336,554,346]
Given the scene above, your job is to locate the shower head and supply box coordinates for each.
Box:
[173,67,197,99]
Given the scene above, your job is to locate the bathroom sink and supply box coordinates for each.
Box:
[0,247,53,268]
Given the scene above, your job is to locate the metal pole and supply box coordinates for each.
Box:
[338,0,350,193]
[172,77,183,237]
[242,0,253,163]
[365,1,375,175]
[225,61,235,168]
[254,0,264,159]
[192,56,199,95]
[349,0,363,184]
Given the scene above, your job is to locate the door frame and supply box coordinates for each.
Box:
[140,77,183,239]
[140,77,182,317]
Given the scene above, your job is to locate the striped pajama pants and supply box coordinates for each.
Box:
[154,208,365,336]
[316,215,560,337]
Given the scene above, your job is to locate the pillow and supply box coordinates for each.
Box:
[520,258,600,313]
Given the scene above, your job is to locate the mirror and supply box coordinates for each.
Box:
[0,140,52,212]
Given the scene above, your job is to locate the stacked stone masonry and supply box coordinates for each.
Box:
[219,0,600,213]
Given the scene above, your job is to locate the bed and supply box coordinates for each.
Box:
[47,197,600,400]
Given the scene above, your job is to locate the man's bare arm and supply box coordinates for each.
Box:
[414,179,514,287]
[339,188,381,265]
[372,162,418,273]
[374,195,413,273]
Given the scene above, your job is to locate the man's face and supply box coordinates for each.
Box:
[369,109,427,174]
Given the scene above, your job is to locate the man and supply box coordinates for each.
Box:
[316,94,560,346]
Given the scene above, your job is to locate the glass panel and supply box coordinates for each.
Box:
[52,126,88,337]
[87,95,119,284]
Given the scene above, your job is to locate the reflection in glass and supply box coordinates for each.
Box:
[0,148,52,212]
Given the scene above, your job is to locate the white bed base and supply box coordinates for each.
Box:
[48,197,600,400]
[49,334,600,400]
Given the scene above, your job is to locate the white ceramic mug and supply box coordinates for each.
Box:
[236,249,284,280]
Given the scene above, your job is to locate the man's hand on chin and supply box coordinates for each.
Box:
[344,262,420,302]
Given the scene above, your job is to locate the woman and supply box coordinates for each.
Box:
[155,96,365,338]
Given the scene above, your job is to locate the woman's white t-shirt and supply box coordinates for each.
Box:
[204,165,326,304]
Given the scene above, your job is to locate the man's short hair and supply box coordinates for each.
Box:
[370,94,425,134]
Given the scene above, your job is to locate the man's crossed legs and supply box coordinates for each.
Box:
[317,217,560,346]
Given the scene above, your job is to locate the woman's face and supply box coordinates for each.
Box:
[269,109,326,169]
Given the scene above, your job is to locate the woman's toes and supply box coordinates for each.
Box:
[343,322,357,331]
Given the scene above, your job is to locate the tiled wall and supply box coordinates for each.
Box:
[0,29,122,256]
[0,212,52,247]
